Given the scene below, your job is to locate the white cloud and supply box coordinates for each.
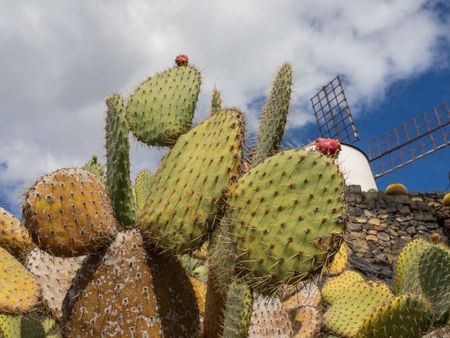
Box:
[0,0,448,211]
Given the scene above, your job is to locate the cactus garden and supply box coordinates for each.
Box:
[0,55,449,338]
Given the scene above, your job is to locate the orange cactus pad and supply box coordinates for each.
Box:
[22,168,118,257]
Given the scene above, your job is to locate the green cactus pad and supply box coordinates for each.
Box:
[322,270,365,305]
[419,245,450,320]
[357,294,432,338]
[253,63,292,166]
[210,88,222,115]
[394,238,432,295]
[228,149,346,294]
[222,282,253,338]
[134,170,153,216]
[105,94,136,227]
[82,155,105,186]
[0,315,60,338]
[324,281,393,337]
[139,108,245,253]
[127,64,201,146]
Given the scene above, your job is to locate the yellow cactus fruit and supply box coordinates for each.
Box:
[63,230,162,337]
[292,305,322,338]
[0,207,34,258]
[444,192,450,206]
[283,280,321,311]
[0,246,41,314]
[385,183,408,195]
[22,168,118,257]
[190,276,207,316]
[322,270,365,305]
[25,248,84,320]
[323,242,349,276]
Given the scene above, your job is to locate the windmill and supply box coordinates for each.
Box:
[310,75,450,190]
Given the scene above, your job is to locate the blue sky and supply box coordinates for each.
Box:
[0,1,449,218]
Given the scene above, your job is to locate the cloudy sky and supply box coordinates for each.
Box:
[0,0,449,216]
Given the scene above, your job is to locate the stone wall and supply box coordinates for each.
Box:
[344,185,448,285]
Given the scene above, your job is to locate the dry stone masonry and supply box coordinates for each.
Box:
[344,185,449,284]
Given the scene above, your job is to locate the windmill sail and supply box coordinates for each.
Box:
[367,102,450,178]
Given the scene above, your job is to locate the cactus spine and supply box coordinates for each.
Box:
[105,94,136,228]
[222,282,253,338]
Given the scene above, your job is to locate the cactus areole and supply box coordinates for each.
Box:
[175,54,189,66]
[315,138,341,156]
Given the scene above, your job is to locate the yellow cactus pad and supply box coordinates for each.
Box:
[0,207,34,258]
[22,168,118,257]
[0,247,41,314]
[190,277,207,316]
[323,242,349,276]
[322,270,365,305]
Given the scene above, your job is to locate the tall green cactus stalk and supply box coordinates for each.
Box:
[210,88,222,115]
[252,63,293,166]
[222,282,253,338]
[105,94,136,228]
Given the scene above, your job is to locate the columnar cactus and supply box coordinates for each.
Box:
[210,88,223,115]
[253,63,293,166]
[105,94,136,227]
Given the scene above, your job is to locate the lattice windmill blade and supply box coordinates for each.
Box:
[367,101,450,178]
[310,75,360,144]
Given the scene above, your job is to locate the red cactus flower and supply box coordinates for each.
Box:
[175,54,189,66]
[315,138,341,156]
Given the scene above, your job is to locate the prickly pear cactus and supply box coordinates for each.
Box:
[126,57,201,146]
[82,155,105,185]
[394,238,432,295]
[253,63,292,166]
[323,242,349,276]
[227,149,346,294]
[248,295,293,338]
[324,281,393,337]
[283,280,321,312]
[0,314,60,338]
[0,246,41,314]
[105,94,136,227]
[22,168,118,257]
[419,245,450,320]
[62,230,163,337]
[0,206,34,258]
[190,276,207,316]
[222,282,253,338]
[357,294,432,338]
[210,88,222,115]
[291,305,322,338]
[139,108,245,253]
[134,170,153,216]
[322,270,364,305]
[25,248,84,320]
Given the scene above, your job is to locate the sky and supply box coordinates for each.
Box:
[0,0,449,217]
